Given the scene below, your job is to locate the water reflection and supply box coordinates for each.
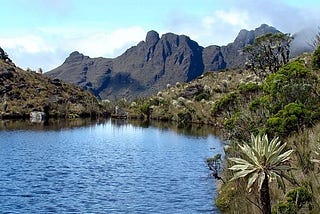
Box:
[0,117,222,139]
[114,119,221,138]
[0,118,108,131]
[0,117,223,213]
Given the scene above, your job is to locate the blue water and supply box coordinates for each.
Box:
[0,120,223,213]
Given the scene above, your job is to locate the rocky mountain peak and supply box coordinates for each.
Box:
[64,51,87,64]
[253,24,279,37]
[47,24,305,101]
[145,30,160,46]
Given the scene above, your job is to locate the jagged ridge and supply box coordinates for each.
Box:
[46,24,283,101]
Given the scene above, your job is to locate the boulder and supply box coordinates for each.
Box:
[30,111,46,123]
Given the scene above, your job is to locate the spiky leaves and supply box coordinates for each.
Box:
[229,134,293,192]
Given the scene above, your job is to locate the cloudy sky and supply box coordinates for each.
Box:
[0,0,319,71]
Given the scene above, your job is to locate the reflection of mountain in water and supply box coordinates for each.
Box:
[112,118,222,138]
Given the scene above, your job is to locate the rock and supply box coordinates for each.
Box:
[45,24,292,101]
[51,78,62,86]
[179,84,204,99]
[146,30,160,46]
[112,106,128,119]
[0,68,14,79]
[30,111,46,123]
[0,47,11,62]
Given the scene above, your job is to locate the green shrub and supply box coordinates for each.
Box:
[215,182,238,211]
[139,103,150,115]
[224,112,241,129]
[272,201,295,214]
[286,187,312,209]
[211,92,239,116]
[272,187,312,213]
[177,111,192,124]
[266,103,312,136]
[263,60,319,112]
[194,92,210,101]
[249,96,270,112]
[150,98,161,106]
[238,82,261,93]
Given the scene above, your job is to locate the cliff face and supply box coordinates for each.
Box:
[46,24,282,100]
[47,30,205,100]
[202,24,280,71]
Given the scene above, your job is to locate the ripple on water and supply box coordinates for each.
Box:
[0,121,222,213]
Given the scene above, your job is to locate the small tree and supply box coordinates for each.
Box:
[244,33,292,76]
[228,134,293,214]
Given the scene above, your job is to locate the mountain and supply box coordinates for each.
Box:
[46,24,282,101]
[0,48,102,119]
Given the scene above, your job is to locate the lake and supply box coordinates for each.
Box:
[0,119,223,213]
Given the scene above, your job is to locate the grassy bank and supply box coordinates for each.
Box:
[119,52,320,213]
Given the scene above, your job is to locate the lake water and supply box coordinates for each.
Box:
[0,119,223,213]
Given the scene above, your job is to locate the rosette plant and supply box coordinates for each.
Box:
[228,134,293,214]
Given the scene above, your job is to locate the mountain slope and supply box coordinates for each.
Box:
[0,50,102,119]
[46,24,283,101]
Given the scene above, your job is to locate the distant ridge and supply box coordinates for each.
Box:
[46,24,290,101]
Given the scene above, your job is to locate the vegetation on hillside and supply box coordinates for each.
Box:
[0,55,104,119]
[112,35,320,212]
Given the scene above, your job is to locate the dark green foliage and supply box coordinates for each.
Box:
[194,92,210,101]
[238,82,261,94]
[263,60,318,108]
[272,187,312,213]
[266,103,312,136]
[139,103,150,115]
[312,46,320,69]
[211,92,239,116]
[286,187,312,209]
[177,111,192,124]
[224,112,242,129]
[244,33,292,74]
[215,182,238,211]
[150,97,162,106]
[249,96,270,112]
[272,201,296,214]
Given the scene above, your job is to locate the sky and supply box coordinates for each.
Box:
[0,0,319,71]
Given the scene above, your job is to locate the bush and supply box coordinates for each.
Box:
[238,82,261,94]
[286,187,312,209]
[272,187,312,213]
[194,92,210,101]
[249,96,270,112]
[139,103,150,115]
[266,103,311,136]
[215,182,238,211]
[272,201,295,214]
[177,111,192,124]
[263,60,319,112]
[211,92,239,116]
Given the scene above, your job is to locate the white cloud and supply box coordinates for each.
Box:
[0,26,147,71]
[67,26,146,57]
[214,10,249,28]
[0,35,54,54]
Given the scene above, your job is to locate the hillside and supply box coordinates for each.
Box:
[0,49,102,119]
[46,24,283,101]
[122,51,320,212]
